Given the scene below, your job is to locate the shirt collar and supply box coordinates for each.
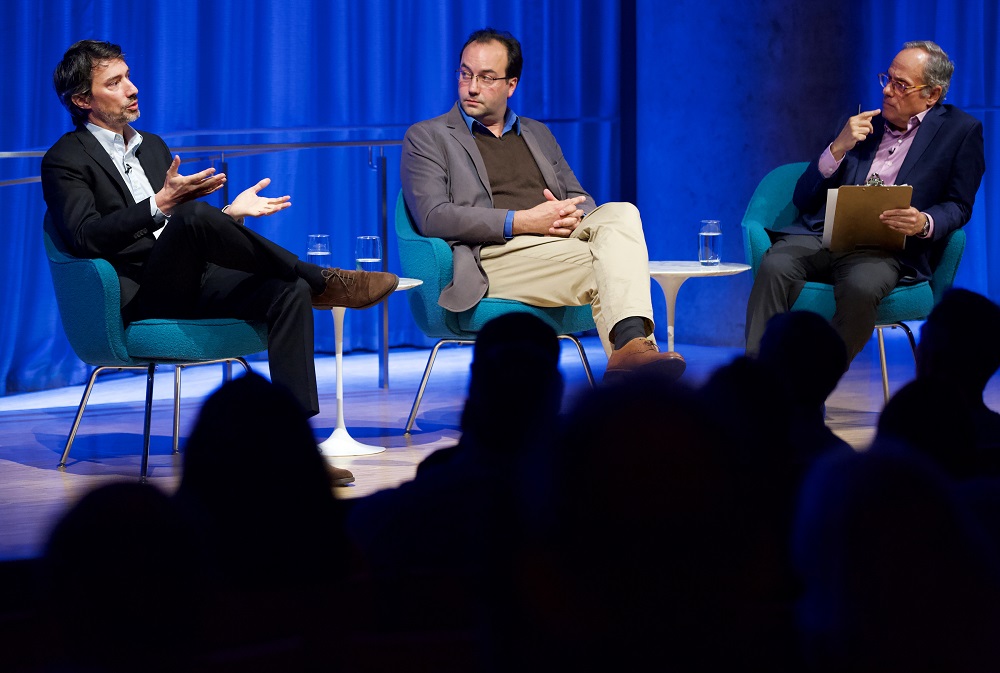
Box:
[85,122,143,156]
[458,105,520,136]
[886,107,931,137]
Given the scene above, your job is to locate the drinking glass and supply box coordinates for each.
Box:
[307,234,331,268]
[698,220,722,266]
[355,236,382,272]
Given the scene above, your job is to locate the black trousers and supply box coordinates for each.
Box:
[125,201,319,416]
[745,233,902,362]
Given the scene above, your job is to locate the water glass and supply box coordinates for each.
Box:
[355,236,382,272]
[698,220,721,266]
[306,234,331,268]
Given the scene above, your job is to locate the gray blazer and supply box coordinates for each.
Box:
[400,103,596,312]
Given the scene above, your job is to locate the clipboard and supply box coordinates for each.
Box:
[822,185,912,252]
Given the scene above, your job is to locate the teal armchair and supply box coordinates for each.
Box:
[741,163,965,403]
[43,213,269,480]
[395,192,596,433]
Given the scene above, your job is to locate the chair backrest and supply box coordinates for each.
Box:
[741,162,965,298]
[394,192,469,339]
[929,227,965,304]
[741,162,809,276]
[43,212,134,366]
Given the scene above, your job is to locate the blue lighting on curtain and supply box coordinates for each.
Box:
[2,0,997,395]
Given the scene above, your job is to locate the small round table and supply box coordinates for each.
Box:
[648,261,751,352]
[318,277,422,457]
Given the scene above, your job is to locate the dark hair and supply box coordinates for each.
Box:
[53,40,125,127]
[460,28,523,80]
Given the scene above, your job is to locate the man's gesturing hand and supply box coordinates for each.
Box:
[155,155,227,216]
[512,189,587,237]
[225,178,292,220]
[830,109,882,161]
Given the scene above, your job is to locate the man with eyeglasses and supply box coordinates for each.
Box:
[745,40,985,365]
[401,28,685,380]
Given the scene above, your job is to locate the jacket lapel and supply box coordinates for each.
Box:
[896,104,945,186]
[445,104,493,200]
[73,127,135,205]
[521,123,562,198]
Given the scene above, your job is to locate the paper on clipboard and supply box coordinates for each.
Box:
[822,185,912,252]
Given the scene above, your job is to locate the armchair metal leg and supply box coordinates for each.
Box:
[876,322,918,405]
[171,357,253,454]
[59,365,146,469]
[558,334,596,387]
[139,363,157,483]
[173,365,183,454]
[405,339,471,434]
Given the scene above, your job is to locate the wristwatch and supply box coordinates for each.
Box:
[920,215,930,238]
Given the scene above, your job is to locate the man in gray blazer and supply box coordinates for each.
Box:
[401,28,683,380]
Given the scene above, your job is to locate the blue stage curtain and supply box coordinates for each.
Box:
[0,0,620,394]
[3,0,995,394]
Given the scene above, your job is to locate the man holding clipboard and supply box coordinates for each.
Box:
[745,41,985,362]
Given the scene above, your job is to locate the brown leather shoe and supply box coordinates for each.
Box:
[312,267,399,310]
[327,463,355,487]
[604,337,686,381]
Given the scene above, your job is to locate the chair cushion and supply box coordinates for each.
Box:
[457,298,595,335]
[792,280,934,323]
[125,318,269,362]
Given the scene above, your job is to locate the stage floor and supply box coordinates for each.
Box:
[0,330,985,562]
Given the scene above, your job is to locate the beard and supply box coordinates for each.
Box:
[90,99,140,130]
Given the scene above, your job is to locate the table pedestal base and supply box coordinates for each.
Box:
[317,306,386,457]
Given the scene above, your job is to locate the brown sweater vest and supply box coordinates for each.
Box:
[474,127,548,211]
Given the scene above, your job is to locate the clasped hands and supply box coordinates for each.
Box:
[155,155,291,219]
[512,188,586,237]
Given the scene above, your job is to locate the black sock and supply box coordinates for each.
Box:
[296,261,328,293]
[612,317,647,350]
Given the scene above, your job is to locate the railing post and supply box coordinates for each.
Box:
[369,146,390,388]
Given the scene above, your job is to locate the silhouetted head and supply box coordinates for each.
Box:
[757,310,848,407]
[177,372,345,586]
[43,482,199,672]
[462,313,564,447]
[793,445,1000,672]
[917,289,1000,396]
[875,378,980,479]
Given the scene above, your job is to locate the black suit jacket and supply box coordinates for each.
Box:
[41,126,173,308]
[781,103,985,281]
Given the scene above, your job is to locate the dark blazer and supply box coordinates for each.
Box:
[781,103,985,281]
[41,127,173,308]
[400,103,597,312]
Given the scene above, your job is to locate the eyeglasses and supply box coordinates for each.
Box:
[878,73,930,95]
[456,69,512,88]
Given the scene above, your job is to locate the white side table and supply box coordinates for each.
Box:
[648,261,750,352]
[318,277,423,457]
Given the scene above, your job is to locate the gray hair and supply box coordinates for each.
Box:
[903,40,954,100]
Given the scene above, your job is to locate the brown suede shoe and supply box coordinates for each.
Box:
[312,267,399,310]
[604,337,686,381]
[327,464,355,487]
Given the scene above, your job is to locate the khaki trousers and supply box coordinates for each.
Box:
[479,202,654,356]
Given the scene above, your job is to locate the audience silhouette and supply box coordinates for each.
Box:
[25,294,1000,672]
[41,481,202,673]
[173,371,349,668]
[915,288,1000,453]
[345,312,565,651]
[794,444,1000,673]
